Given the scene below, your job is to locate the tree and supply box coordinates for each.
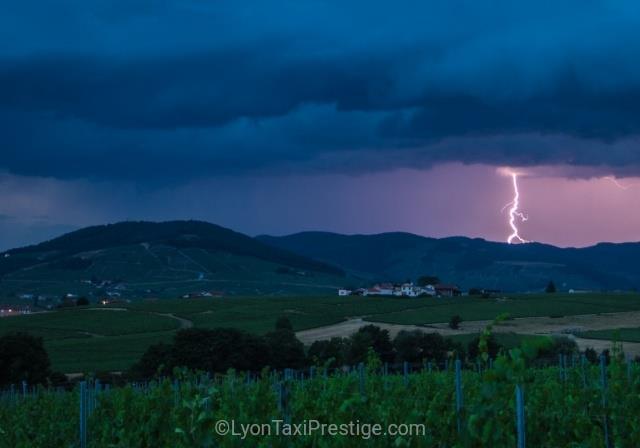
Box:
[545,280,557,293]
[345,325,394,365]
[129,342,173,379]
[264,317,306,369]
[346,332,375,365]
[584,347,598,364]
[170,328,271,373]
[417,275,440,287]
[358,325,394,363]
[393,330,425,363]
[275,316,294,331]
[264,327,306,370]
[428,333,464,362]
[308,337,347,368]
[449,315,462,330]
[76,297,89,306]
[394,331,462,364]
[0,332,52,387]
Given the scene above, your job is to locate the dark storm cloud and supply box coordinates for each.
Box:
[0,50,400,129]
[3,0,640,180]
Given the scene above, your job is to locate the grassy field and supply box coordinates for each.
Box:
[45,332,176,373]
[0,308,179,339]
[124,295,444,333]
[366,293,640,325]
[578,327,640,343]
[0,308,181,372]
[2,292,639,372]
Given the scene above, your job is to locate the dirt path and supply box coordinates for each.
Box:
[152,312,193,329]
[296,311,640,356]
[86,307,194,329]
[568,335,640,355]
[85,307,128,311]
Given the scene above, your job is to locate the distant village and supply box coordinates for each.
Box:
[338,282,462,298]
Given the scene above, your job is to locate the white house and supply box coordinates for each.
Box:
[376,283,395,295]
[338,289,352,296]
[420,284,436,296]
[355,282,439,298]
[400,283,419,297]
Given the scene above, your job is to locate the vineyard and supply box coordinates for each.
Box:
[1,348,639,448]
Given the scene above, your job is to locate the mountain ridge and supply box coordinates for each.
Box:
[257,231,640,291]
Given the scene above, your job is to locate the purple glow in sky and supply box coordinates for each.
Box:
[5,2,640,251]
[1,164,640,250]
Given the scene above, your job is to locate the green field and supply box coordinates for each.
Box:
[579,327,640,343]
[45,332,176,373]
[0,308,181,372]
[367,293,640,325]
[0,308,179,338]
[1,292,639,372]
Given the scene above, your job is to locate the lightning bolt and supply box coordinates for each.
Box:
[504,172,529,244]
[604,176,637,190]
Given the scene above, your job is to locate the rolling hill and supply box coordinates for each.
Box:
[4,221,640,299]
[0,221,345,300]
[257,232,640,292]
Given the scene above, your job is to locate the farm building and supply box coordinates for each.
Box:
[342,282,437,297]
[435,284,461,297]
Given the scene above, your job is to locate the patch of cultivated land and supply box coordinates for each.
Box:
[3,293,640,372]
[296,311,640,356]
[368,293,640,325]
[579,327,640,343]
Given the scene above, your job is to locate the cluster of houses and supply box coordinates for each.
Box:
[181,290,224,299]
[339,282,461,298]
[0,304,32,317]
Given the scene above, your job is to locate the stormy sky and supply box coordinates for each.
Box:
[2,0,640,249]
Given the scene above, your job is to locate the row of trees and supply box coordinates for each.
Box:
[129,316,587,380]
[0,317,609,386]
[130,320,468,379]
[131,317,305,378]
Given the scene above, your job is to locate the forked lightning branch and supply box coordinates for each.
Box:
[500,169,529,244]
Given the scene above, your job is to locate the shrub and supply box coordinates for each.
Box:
[449,315,462,330]
[467,334,502,360]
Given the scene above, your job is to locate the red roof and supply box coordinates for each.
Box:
[435,284,460,290]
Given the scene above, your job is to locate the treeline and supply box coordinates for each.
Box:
[0,317,619,387]
[128,316,591,380]
[130,320,466,379]
[131,317,307,378]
